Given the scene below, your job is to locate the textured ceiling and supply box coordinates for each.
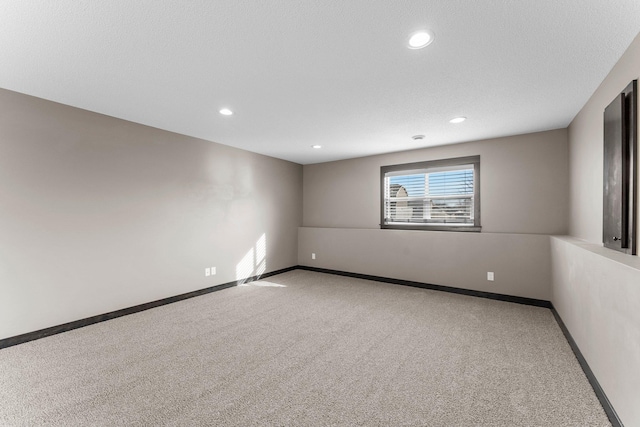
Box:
[1,1,640,164]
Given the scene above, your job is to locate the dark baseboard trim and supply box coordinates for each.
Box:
[0,265,623,426]
[0,266,297,350]
[550,307,623,427]
[297,265,552,308]
[298,266,621,425]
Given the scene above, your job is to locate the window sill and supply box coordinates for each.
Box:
[381,224,482,232]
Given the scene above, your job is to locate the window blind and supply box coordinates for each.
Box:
[382,158,479,229]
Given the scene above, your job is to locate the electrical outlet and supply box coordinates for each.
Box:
[487,272,494,281]
[211,267,216,275]
[205,268,211,277]
[312,253,316,260]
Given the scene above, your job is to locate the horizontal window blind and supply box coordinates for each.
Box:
[381,156,480,230]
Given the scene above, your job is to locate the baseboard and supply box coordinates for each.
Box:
[297,265,552,308]
[298,266,621,425]
[1,265,623,425]
[0,266,297,350]
[550,307,623,427]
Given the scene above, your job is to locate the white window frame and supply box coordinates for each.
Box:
[380,155,481,232]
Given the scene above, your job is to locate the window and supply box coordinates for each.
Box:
[380,156,481,231]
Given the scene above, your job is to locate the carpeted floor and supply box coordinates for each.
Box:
[0,270,610,426]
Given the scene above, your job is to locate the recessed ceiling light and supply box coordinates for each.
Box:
[408,31,434,49]
[449,117,466,124]
[412,135,425,140]
[311,145,322,149]
[219,108,233,116]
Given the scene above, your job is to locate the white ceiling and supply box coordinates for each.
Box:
[1,1,640,164]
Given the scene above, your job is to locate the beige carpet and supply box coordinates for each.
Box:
[0,270,610,426]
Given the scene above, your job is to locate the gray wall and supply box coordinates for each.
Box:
[551,237,640,426]
[0,89,302,340]
[304,128,569,234]
[300,228,551,300]
[556,31,640,427]
[569,32,640,248]
[300,129,568,300]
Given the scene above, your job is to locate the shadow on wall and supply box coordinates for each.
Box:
[236,233,267,285]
